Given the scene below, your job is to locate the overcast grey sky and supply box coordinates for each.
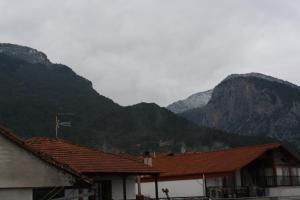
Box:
[1,0,300,106]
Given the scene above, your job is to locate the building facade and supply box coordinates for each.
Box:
[0,126,159,200]
[141,144,300,199]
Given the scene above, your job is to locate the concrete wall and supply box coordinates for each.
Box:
[0,134,75,188]
[140,179,204,198]
[0,188,32,200]
[266,186,300,197]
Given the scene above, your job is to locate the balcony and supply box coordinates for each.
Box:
[258,176,300,187]
[206,186,250,198]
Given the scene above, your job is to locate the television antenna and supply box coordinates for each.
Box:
[55,113,73,138]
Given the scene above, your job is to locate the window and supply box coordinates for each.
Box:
[96,181,112,200]
[276,167,290,186]
[276,167,289,176]
[263,168,275,186]
[222,175,235,187]
[291,167,300,185]
[264,168,273,176]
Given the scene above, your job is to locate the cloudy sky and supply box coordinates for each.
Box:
[1,0,300,106]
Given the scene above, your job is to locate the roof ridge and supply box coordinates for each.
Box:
[159,143,281,157]
[27,136,108,154]
[27,136,160,174]
[27,136,153,166]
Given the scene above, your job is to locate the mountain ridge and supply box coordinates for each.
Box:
[0,43,276,153]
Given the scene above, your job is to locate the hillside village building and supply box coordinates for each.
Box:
[141,144,300,199]
[0,126,159,200]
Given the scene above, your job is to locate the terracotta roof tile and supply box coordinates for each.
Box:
[26,137,159,175]
[151,143,281,178]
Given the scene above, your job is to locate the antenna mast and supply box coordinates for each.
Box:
[55,113,72,138]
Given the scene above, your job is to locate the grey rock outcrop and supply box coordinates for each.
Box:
[180,73,300,140]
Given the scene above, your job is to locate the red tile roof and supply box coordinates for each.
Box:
[26,137,159,175]
[149,143,282,179]
[0,126,91,184]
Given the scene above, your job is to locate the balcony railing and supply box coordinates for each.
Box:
[206,176,300,198]
[258,176,300,187]
[206,186,250,198]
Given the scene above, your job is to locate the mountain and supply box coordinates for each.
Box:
[167,90,213,113]
[0,44,275,153]
[178,73,300,143]
[0,43,50,64]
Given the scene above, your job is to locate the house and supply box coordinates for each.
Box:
[140,143,300,199]
[0,125,160,200]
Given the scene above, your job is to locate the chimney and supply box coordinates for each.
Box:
[143,151,152,166]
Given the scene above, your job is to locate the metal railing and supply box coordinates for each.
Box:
[258,176,300,187]
[206,186,251,198]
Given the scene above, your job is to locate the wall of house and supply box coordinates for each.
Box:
[0,188,32,200]
[266,186,300,197]
[140,179,204,198]
[0,134,75,188]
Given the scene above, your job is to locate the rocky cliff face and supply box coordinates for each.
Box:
[180,73,300,140]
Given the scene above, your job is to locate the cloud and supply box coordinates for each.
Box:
[1,0,300,106]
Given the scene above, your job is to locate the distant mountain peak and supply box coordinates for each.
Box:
[179,72,300,147]
[167,72,300,114]
[224,72,300,90]
[167,90,213,113]
[0,43,51,65]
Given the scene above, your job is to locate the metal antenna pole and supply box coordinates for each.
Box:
[55,113,59,138]
[55,112,73,139]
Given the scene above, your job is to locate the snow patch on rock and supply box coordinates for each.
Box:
[167,90,213,113]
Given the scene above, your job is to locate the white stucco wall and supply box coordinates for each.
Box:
[140,179,204,198]
[0,188,32,200]
[266,186,300,197]
[0,134,75,188]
